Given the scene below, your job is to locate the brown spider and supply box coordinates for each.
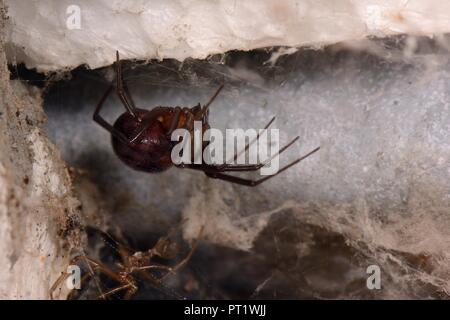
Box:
[50,226,202,300]
[93,51,319,186]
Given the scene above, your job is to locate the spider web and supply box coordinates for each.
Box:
[15,35,450,299]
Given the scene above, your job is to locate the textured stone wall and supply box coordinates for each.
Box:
[0,1,84,299]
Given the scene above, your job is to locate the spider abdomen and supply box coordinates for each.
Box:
[112,109,174,173]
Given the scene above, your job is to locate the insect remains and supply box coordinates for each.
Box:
[50,226,202,300]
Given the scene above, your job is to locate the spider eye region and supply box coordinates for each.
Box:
[111,110,173,173]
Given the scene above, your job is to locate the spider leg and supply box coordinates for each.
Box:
[49,271,71,300]
[130,225,201,300]
[86,262,133,300]
[201,84,224,119]
[167,107,182,136]
[133,264,176,272]
[178,121,291,173]
[94,52,147,143]
[124,107,176,144]
[93,84,130,144]
[167,110,197,160]
[218,135,300,171]
[136,226,202,278]
[66,271,94,300]
[97,283,135,300]
[216,116,276,170]
[89,261,125,284]
[50,270,98,300]
[183,109,195,131]
[179,147,320,186]
[171,229,202,273]
[164,107,195,140]
[123,286,139,300]
[128,119,153,144]
[49,255,89,300]
[93,227,134,257]
[50,255,105,300]
[94,52,166,143]
[115,51,137,118]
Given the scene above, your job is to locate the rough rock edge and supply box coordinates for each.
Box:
[0,1,85,299]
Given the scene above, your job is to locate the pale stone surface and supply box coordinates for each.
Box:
[5,0,450,71]
[0,2,84,299]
